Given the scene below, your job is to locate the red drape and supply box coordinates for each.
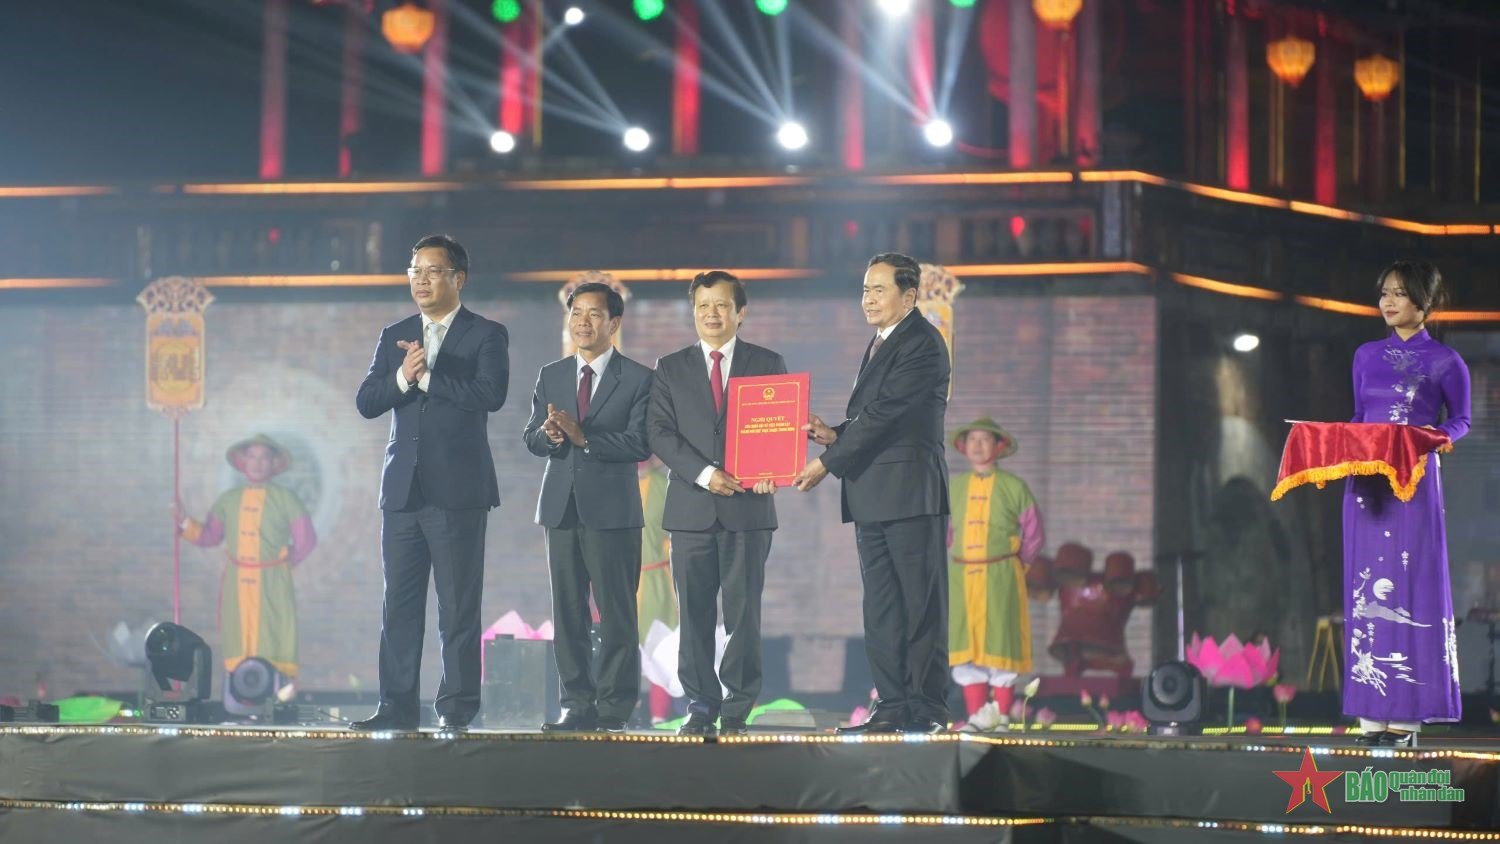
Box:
[1272,422,1452,503]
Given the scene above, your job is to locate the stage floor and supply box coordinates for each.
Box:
[3,725,1499,842]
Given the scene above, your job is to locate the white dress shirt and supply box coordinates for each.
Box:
[396,304,460,394]
[694,336,738,489]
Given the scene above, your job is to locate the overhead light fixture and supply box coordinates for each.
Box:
[491,0,521,24]
[633,0,665,22]
[923,119,954,148]
[1232,333,1260,353]
[623,126,652,152]
[489,130,516,154]
[756,0,788,15]
[563,6,585,26]
[876,0,913,17]
[776,121,809,151]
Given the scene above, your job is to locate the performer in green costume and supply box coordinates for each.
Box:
[637,456,681,723]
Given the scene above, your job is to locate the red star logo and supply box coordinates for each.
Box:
[1273,748,1343,813]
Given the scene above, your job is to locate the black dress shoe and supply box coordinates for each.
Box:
[718,718,749,736]
[902,718,948,734]
[836,711,906,735]
[596,717,628,734]
[437,716,471,732]
[1381,730,1418,748]
[542,709,598,733]
[677,713,718,736]
[1356,730,1386,746]
[349,709,418,731]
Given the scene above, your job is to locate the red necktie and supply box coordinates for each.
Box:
[709,350,725,415]
[577,364,594,420]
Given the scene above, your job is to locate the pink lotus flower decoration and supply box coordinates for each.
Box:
[1186,633,1280,689]
[1244,716,1263,734]
[483,610,554,642]
[1034,707,1057,728]
[1105,710,1125,730]
[1273,683,1297,705]
[1123,711,1148,733]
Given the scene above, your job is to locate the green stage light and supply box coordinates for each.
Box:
[950,0,976,7]
[634,0,666,22]
[756,0,788,15]
[491,0,521,24]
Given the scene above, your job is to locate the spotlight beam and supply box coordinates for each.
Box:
[575,3,783,125]
[548,27,629,127]
[774,11,794,116]
[936,4,977,116]
[787,5,922,120]
[742,5,790,116]
[697,0,787,119]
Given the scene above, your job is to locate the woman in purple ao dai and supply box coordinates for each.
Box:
[1345,261,1471,748]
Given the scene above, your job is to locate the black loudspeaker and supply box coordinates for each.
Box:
[1142,661,1205,735]
[0,701,60,723]
[482,638,557,729]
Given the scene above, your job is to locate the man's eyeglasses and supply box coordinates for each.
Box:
[407,267,456,282]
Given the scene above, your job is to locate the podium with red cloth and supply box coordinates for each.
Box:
[1271,421,1451,503]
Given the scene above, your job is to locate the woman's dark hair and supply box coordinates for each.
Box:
[1376,261,1447,316]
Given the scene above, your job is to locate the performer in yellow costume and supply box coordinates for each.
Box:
[636,456,681,723]
[947,418,1043,729]
[179,434,317,685]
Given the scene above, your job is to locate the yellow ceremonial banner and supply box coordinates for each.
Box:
[558,270,630,358]
[138,276,214,415]
[918,263,963,396]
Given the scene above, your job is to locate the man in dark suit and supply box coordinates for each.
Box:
[647,271,786,736]
[352,234,510,732]
[795,252,951,734]
[522,282,653,733]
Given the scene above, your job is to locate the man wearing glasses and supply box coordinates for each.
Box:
[353,234,510,732]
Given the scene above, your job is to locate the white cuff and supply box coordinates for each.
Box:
[694,466,716,489]
[396,370,410,393]
[417,372,432,392]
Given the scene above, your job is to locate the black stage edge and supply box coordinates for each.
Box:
[3,726,1500,842]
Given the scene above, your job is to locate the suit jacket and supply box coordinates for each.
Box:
[820,308,950,524]
[356,306,510,511]
[647,340,787,533]
[522,351,653,530]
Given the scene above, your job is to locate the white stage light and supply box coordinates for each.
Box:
[876,0,913,17]
[923,119,954,148]
[776,121,809,151]
[623,126,652,152]
[1232,333,1260,352]
[563,6,585,26]
[489,131,516,154]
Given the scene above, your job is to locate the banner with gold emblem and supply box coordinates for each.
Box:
[558,270,631,358]
[137,276,213,415]
[918,263,963,395]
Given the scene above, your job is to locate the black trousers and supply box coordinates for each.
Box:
[546,496,642,722]
[377,482,489,722]
[854,514,948,723]
[670,526,773,722]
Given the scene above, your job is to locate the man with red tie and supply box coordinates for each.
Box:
[523,282,653,733]
[647,271,786,736]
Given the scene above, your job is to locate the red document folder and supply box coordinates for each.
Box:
[724,372,811,487]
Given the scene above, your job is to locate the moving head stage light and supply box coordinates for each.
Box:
[143,622,220,723]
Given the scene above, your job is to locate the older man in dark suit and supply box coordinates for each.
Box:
[796,252,951,734]
[648,271,786,736]
[353,234,510,732]
[523,282,653,733]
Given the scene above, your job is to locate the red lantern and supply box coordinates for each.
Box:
[1032,0,1082,30]
[1354,54,1400,102]
[382,2,435,53]
[1266,35,1316,87]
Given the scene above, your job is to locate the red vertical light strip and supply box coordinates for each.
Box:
[338,3,365,178]
[1075,0,1101,166]
[1009,0,1037,169]
[259,0,289,180]
[528,1,544,147]
[839,1,864,171]
[1225,15,1250,189]
[908,0,935,122]
[672,0,701,156]
[499,22,521,135]
[1314,41,1336,204]
[420,0,448,177]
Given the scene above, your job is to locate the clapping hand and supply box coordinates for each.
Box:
[546,403,586,446]
[396,340,427,386]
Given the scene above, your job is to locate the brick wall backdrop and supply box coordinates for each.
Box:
[0,284,1155,699]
